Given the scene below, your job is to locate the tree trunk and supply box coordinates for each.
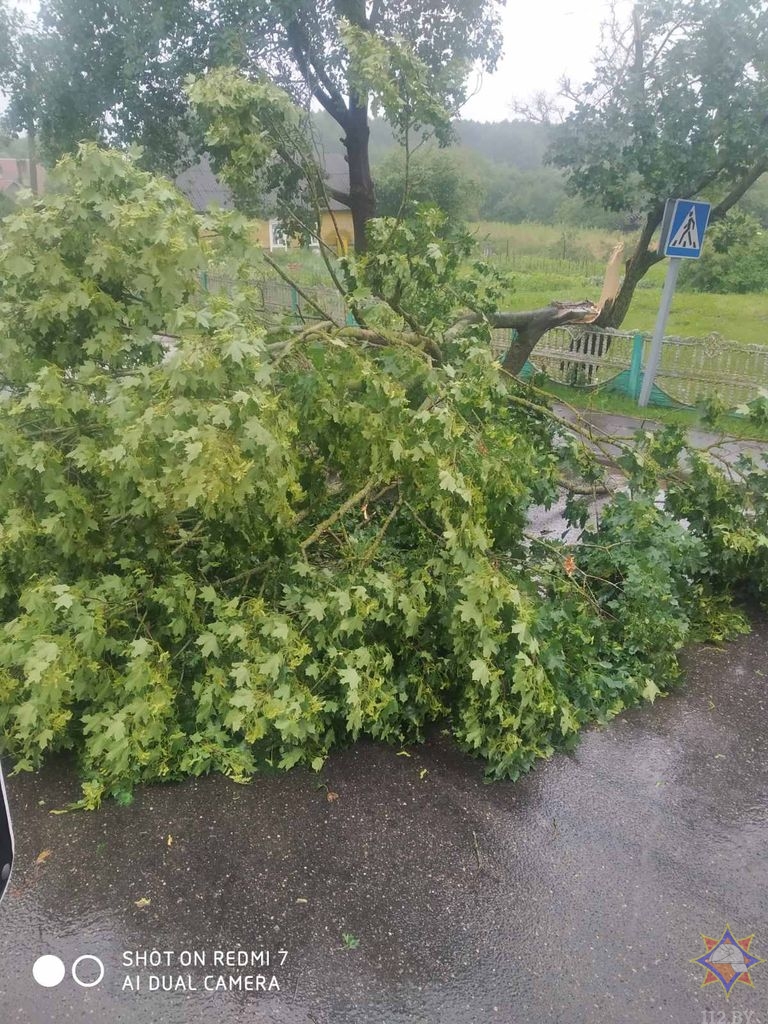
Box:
[448,301,602,375]
[25,63,38,196]
[595,207,665,330]
[27,126,38,196]
[344,96,376,253]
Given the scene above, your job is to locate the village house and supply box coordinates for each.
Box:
[174,153,354,253]
[0,157,47,197]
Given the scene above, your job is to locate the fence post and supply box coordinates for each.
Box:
[200,271,209,292]
[629,332,644,402]
[291,287,299,317]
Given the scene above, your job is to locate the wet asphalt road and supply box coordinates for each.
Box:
[0,622,766,1024]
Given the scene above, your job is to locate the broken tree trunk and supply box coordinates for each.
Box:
[448,300,602,375]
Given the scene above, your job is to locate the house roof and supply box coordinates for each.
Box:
[174,152,350,214]
[174,154,235,212]
[0,157,47,194]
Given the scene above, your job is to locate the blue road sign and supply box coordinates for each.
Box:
[661,199,711,259]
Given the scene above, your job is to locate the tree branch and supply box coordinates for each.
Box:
[286,19,349,127]
[261,251,343,327]
[710,159,768,222]
[328,186,352,206]
[447,300,602,376]
[300,479,377,551]
[448,300,601,338]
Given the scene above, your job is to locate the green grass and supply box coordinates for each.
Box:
[471,221,768,345]
[539,380,768,441]
[471,220,620,262]
[498,258,768,346]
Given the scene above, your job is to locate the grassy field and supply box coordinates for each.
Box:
[470,221,618,262]
[261,220,768,346]
[501,260,768,346]
[426,221,768,345]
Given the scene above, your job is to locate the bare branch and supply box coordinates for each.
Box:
[261,251,343,327]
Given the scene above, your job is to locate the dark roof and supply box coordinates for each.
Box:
[321,152,350,212]
[174,155,235,212]
[174,152,350,214]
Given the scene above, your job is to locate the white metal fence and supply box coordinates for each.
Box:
[513,326,768,408]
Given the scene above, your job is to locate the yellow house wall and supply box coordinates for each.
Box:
[227,214,354,252]
[320,210,354,253]
[249,220,272,248]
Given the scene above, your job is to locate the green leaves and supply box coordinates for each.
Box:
[0,145,206,387]
[550,1,768,221]
[0,145,764,805]
[342,206,509,335]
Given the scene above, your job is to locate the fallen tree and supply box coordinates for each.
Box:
[0,147,765,808]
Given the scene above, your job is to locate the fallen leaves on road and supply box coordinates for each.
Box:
[35,849,52,866]
[134,897,151,908]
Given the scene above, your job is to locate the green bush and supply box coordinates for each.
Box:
[680,210,768,294]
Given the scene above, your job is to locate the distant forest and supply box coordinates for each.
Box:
[311,112,768,231]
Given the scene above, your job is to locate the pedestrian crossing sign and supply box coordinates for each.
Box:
[660,198,711,259]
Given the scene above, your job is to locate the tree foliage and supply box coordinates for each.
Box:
[548,0,768,327]
[0,145,765,807]
[0,0,19,90]
[2,0,504,248]
[680,210,768,293]
[374,148,486,222]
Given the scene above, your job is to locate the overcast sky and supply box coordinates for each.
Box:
[7,0,630,123]
[461,0,632,121]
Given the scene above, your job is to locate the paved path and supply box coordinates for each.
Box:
[553,402,767,465]
[0,620,766,1023]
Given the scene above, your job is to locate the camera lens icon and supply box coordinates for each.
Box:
[33,954,105,988]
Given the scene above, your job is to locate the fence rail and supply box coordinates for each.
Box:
[200,274,768,410]
[522,326,768,408]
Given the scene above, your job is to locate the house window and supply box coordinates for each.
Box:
[268,219,288,250]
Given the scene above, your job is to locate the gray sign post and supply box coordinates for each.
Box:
[638,198,711,408]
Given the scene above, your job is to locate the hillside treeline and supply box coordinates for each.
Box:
[311,113,768,233]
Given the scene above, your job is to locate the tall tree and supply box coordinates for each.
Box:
[0,3,42,194]
[0,1,18,89]
[548,0,768,328]
[2,0,505,249]
[374,148,486,222]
